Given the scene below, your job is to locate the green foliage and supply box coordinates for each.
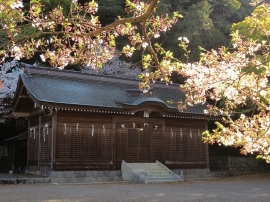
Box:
[40,0,71,15]
[96,0,126,25]
[163,1,228,62]
[231,4,270,41]
[0,30,8,47]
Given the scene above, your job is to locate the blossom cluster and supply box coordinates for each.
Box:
[0,59,23,122]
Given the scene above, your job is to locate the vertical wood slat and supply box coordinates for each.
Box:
[115,126,163,169]
[166,125,207,162]
[40,122,52,161]
[29,123,39,161]
[38,116,41,169]
[27,119,30,168]
[151,129,163,162]
[56,124,71,159]
[115,128,128,169]
[56,122,112,162]
[52,111,57,170]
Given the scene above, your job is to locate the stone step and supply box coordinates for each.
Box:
[136,171,171,176]
[134,169,169,173]
[121,161,182,183]
[145,174,174,178]
[137,168,164,170]
[132,166,163,169]
[147,177,178,182]
[128,164,160,169]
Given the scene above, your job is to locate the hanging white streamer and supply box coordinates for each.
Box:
[92,124,94,137]
[190,129,192,138]
[103,124,106,134]
[64,123,66,134]
[44,123,49,135]
[133,123,136,128]
[180,128,183,138]
[171,128,174,138]
[76,123,79,131]
[29,128,32,138]
[154,125,158,130]
[43,127,46,141]
[33,127,36,139]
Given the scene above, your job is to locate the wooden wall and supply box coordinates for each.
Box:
[114,116,164,170]
[165,119,208,169]
[28,115,52,171]
[53,111,208,171]
[55,112,112,170]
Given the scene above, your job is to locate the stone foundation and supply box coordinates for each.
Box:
[28,165,51,177]
[50,170,123,184]
[173,169,212,179]
[0,177,50,184]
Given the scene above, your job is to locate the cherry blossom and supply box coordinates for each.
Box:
[0,59,23,122]
[0,0,270,162]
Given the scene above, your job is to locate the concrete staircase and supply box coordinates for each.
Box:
[121,161,184,183]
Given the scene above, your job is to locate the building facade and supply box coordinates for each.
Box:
[12,66,219,175]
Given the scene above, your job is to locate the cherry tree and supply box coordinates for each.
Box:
[0,59,23,122]
[0,0,181,70]
[82,55,142,79]
[0,0,270,162]
[178,1,270,163]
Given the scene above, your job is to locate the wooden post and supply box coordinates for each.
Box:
[38,116,41,170]
[205,121,209,169]
[162,119,166,165]
[27,119,30,169]
[11,142,15,171]
[52,110,57,170]
[112,116,116,170]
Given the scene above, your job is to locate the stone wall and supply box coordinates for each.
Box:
[210,156,270,173]
[50,170,123,184]
[209,157,270,177]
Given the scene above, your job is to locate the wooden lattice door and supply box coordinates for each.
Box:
[115,125,163,169]
[127,129,151,161]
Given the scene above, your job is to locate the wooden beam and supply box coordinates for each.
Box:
[13,112,30,117]
[30,108,43,117]
[19,95,30,98]
[12,81,24,110]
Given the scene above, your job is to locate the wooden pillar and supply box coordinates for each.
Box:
[27,119,30,169]
[112,116,116,170]
[52,110,57,170]
[162,119,166,164]
[205,121,209,169]
[11,142,15,171]
[38,116,41,169]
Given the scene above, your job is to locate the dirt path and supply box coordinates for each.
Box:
[1,173,270,202]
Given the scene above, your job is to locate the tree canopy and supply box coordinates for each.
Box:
[0,0,270,162]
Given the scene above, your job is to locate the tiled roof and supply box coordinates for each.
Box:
[18,66,207,115]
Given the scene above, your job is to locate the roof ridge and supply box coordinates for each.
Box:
[21,65,180,90]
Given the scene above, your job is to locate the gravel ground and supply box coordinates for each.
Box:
[0,173,270,202]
